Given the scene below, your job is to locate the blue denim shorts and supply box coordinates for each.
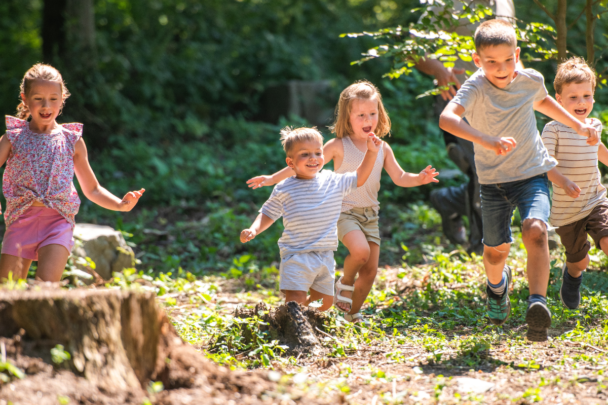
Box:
[480,173,550,247]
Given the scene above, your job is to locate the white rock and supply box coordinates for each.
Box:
[71,224,135,280]
[454,377,495,394]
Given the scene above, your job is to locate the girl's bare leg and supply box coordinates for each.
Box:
[0,254,32,281]
[348,242,379,315]
[337,230,370,311]
[36,244,70,282]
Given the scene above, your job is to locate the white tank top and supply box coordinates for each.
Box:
[336,136,384,212]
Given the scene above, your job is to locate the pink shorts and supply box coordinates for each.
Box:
[2,207,74,260]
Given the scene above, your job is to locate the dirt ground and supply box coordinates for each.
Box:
[1,264,608,404]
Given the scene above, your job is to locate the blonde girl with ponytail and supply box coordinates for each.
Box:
[0,64,145,282]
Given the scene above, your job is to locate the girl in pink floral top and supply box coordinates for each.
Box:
[0,64,144,282]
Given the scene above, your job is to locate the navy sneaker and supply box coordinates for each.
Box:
[560,262,582,310]
[486,266,512,326]
[526,301,552,342]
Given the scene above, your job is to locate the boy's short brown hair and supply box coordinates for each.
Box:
[280,126,324,156]
[554,57,596,94]
[474,19,517,51]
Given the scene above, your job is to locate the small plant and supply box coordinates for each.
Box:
[51,344,71,365]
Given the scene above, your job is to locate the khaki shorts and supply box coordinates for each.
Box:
[555,201,608,263]
[337,207,381,246]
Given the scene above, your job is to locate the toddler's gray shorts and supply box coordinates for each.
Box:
[279,250,335,296]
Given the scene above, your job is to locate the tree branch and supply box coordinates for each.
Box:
[569,0,602,28]
[532,0,555,21]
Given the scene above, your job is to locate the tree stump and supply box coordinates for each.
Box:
[0,289,184,394]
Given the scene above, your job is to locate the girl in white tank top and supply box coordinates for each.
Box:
[247,81,439,322]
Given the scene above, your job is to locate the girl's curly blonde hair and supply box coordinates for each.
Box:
[329,80,390,139]
[17,63,71,120]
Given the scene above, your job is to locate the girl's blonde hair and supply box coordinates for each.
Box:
[330,80,390,138]
[17,63,71,120]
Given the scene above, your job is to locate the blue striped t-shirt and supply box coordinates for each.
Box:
[260,170,358,257]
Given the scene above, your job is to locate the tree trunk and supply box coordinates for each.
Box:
[586,0,595,65]
[556,0,568,62]
[42,0,96,65]
[41,0,68,64]
[66,0,96,56]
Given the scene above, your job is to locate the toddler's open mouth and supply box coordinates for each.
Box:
[362,126,372,133]
[574,108,587,115]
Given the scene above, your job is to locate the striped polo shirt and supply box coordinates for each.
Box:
[261,170,357,257]
[541,118,606,226]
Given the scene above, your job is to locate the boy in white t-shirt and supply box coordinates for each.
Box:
[541,58,608,310]
[240,127,382,310]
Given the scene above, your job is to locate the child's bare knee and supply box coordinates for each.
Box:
[349,247,370,265]
[484,246,508,265]
[522,219,547,247]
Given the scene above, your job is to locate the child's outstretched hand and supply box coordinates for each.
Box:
[418,165,440,185]
[578,123,599,145]
[240,228,257,243]
[562,180,581,198]
[247,175,273,189]
[119,188,145,211]
[367,133,382,153]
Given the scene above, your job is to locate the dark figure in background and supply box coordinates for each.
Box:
[415,0,516,255]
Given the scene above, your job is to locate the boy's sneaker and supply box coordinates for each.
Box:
[526,301,552,342]
[486,266,512,325]
[559,262,582,309]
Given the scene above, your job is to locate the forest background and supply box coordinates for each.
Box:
[1,0,607,275]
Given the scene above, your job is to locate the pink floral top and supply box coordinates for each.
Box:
[3,116,82,228]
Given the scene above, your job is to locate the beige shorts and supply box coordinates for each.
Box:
[337,207,381,246]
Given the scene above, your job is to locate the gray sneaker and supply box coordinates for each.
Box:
[526,301,552,342]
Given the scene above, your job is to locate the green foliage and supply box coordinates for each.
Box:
[0,359,25,382]
[51,344,71,365]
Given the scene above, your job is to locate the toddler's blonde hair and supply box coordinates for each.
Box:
[17,63,70,120]
[280,126,324,156]
[330,80,390,139]
[554,57,596,95]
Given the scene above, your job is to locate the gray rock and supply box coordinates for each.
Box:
[454,377,495,394]
[258,80,334,127]
[71,224,135,280]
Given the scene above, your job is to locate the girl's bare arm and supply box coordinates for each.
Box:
[0,135,11,168]
[73,138,144,211]
[382,143,439,187]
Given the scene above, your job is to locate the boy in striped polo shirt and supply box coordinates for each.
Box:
[541,58,607,310]
[240,127,384,311]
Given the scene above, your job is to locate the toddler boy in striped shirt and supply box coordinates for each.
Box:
[240,127,382,311]
[541,57,607,310]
